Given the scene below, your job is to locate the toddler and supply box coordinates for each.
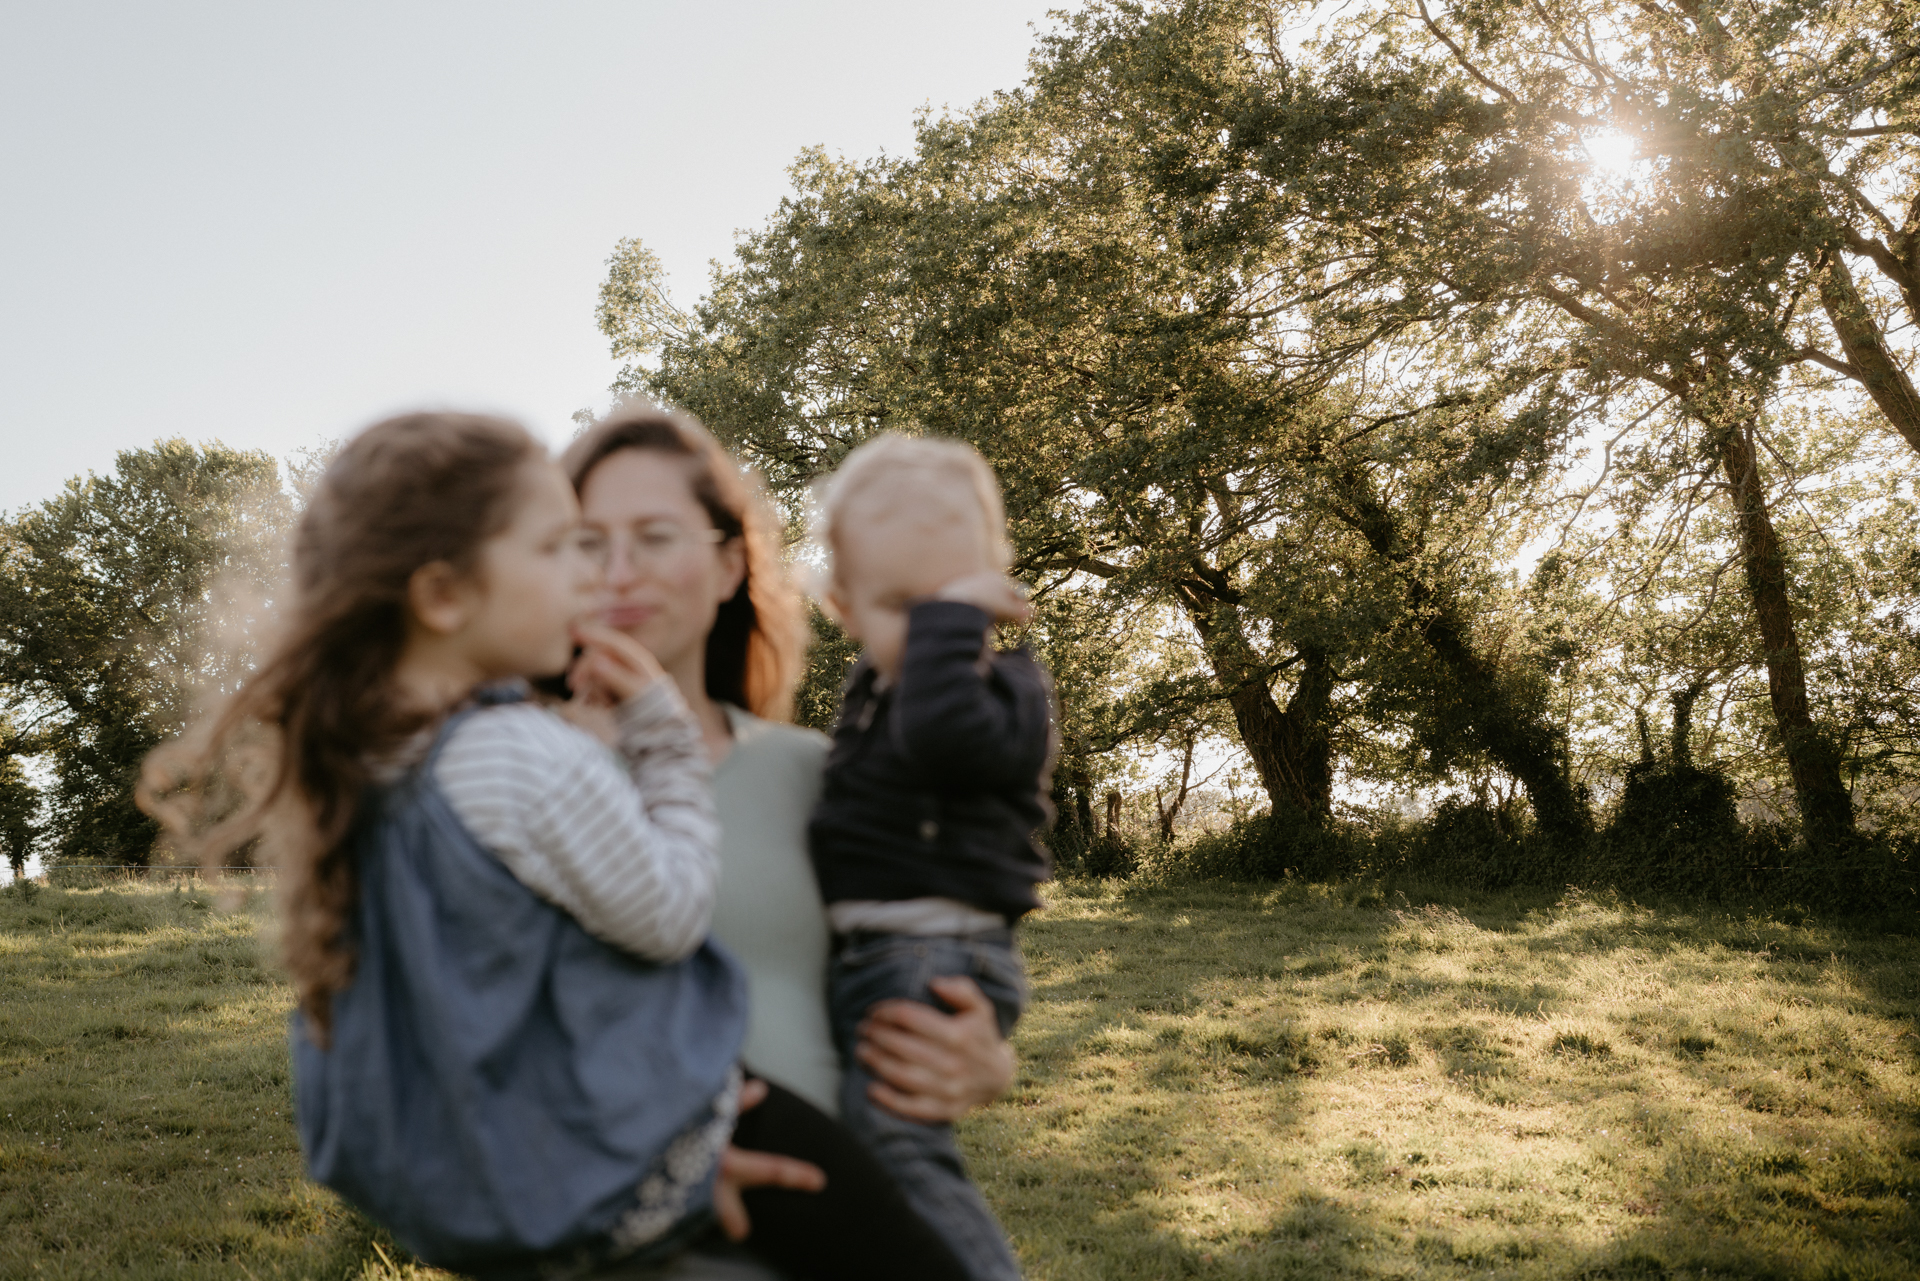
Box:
[142,413,964,1281]
[811,433,1055,1281]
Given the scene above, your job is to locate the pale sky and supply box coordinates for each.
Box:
[1,1,1066,515]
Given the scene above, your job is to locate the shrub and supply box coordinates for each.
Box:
[1085,783,1914,921]
[1076,832,1140,880]
[1043,811,1141,880]
[1766,827,1917,917]
[1159,805,1368,883]
[1597,763,1917,914]
[1395,797,1564,889]
[1597,762,1744,898]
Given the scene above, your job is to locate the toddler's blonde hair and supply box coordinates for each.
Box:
[813,433,1011,585]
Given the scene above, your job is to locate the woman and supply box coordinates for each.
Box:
[558,407,1018,1279]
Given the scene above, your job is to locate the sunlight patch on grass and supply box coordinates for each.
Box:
[3,877,1915,1278]
[967,880,1920,1279]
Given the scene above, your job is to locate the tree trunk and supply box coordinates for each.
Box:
[1818,254,1920,457]
[1273,647,1336,813]
[1155,735,1195,844]
[1411,596,1594,848]
[1177,591,1335,817]
[1330,471,1592,848]
[1048,757,1097,861]
[1069,763,1095,839]
[1710,422,1856,847]
[1669,679,1706,769]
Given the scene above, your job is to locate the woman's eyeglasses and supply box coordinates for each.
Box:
[576,522,727,572]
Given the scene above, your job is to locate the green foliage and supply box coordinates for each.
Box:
[1019,0,1919,849]
[1067,830,1141,882]
[611,80,1600,843]
[1600,762,1747,899]
[1129,794,1915,915]
[793,605,860,733]
[0,744,40,878]
[1401,797,1557,892]
[0,441,292,867]
[1161,806,1376,884]
[595,0,1920,863]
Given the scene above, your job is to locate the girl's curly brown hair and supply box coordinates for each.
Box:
[141,412,540,1042]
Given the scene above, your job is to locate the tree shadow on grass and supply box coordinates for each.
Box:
[999,879,1920,1280]
[993,883,1388,1278]
[979,1066,1316,1281]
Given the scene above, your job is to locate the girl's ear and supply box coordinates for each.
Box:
[407,560,477,636]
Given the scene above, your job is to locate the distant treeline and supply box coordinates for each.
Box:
[0,441,293,873]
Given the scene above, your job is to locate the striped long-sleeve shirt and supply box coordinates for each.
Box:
[433,681,718,963]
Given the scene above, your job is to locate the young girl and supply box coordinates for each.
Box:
[141,413,966,1281]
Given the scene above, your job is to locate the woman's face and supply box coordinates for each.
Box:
[577,448,746,679]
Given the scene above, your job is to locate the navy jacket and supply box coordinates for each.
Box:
[810,600,1055,921]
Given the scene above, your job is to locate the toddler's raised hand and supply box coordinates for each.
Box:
[936,572,1031,625]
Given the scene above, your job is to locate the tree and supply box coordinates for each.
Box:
[599,159,1379,822]
[593,0,1919,865]
[1040,0,1902,848]
[600,105,1595,844]
[0,724,39,879]
[0,441,292,865]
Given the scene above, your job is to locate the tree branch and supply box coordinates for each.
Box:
[1416,0,1521,104]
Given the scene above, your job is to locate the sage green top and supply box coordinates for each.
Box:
[708,707,840,1116]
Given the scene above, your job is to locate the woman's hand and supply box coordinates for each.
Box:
[854,976,1016,1122]
[567,620,668,708]
[713,1078,826,1241]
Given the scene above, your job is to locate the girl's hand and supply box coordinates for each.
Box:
[713,1078,826,1241]
[854,976,1016,1122]
[567,620,668,708]
[936,572,1031,625]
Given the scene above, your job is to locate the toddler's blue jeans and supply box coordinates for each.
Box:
[829,928,1027,1281]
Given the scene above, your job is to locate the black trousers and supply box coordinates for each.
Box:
[729,1078,969,1281]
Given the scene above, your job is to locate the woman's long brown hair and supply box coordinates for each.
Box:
[562,405,805,721]
[140,412,540,1041]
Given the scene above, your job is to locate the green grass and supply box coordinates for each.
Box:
[0,879,408,1280]
[2,877,1915,1279]
[982,880,1920,1279]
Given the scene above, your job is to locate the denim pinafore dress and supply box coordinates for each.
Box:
[291,688,747,1279]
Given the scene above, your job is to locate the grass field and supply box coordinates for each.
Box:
[1,877,1915,1279]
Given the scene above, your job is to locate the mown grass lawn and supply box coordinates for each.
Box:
[2,877,1915,1279]
[991,881,1918,1280]
[0,880,389,1280]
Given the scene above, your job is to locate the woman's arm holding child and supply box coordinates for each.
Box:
[856,976,1018,1121]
